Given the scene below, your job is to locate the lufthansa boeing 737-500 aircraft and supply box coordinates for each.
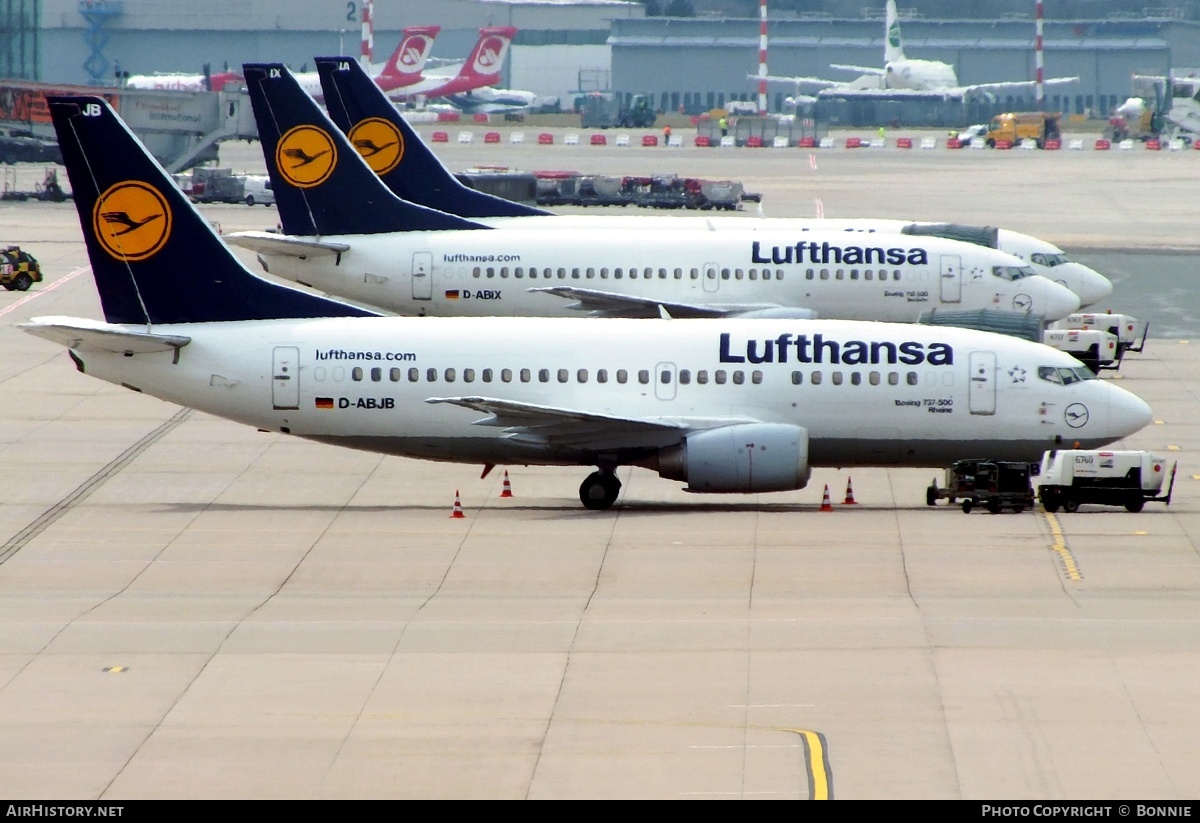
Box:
[23,97,1150,509]
[226,63,1081,325]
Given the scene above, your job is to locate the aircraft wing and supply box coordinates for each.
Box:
[957,76,1079,96]
[21,316,190,354]
[223,230,351,258]
[527,286,812,319]
[426,395,757,449]
[756,73,841,91]
[830,64,886,76]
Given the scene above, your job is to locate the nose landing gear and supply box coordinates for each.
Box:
[579,469,622,510]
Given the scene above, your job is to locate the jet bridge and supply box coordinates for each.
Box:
[0,81,258,172]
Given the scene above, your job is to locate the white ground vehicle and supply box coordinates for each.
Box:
[1042,328,1118,374]
[1037,450,1176,513]
[242,176,275,207]
[1046,312,1147,365]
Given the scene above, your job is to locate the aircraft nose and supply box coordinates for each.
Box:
[1041,278,1082,321]
[1106,384,1154,439]
[1057,263,1114,308]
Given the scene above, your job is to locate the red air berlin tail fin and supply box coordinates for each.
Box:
[379,25,441,86]
[433,26,517,96]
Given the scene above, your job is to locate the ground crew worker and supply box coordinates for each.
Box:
[663,124,671,146]
[719,116,728,137]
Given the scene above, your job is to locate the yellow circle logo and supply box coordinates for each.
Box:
[347,117,404,175]
[275,125,337,188]
[92,181,172,262]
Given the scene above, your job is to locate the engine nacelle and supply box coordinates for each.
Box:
[656,423,811,493]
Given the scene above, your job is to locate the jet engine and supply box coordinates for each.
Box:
[654,423,811,493]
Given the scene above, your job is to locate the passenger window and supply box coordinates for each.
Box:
[820,269,830,280]
[851,372,862,386]
[690,268,699,279]
[486,267,495,278]
[371,367,381,382]
[659,369,672,384]
[472,267,481,278]
[836,269,845,280]
[679,369,690,385]
[557,268,566,279]
[806,269,814,280]
[869,371,880,386]
[715,370,727,385]
[514,267,523,279]
[638,370,650,384]
[482,368,493,383]
[751,371,763,384]
[426,368,437,382]
[501,368,512,383]
[389,368,401,382]
[907,372,919,386]
[557,369,569,383]
[791,371,803,385]
[721,268,731,280]
[520,368,531,383]
[600,268,608,279]
[832,371,843,385]
[444,368,456,382]
[811,371,822,385]
[614,268,623,279]
[659,268,667,279]
[351,367,363,381]
[697,370,708,384]
[850,269,859,280]
[463,368,475,383]
[500,267,508,278]
[597,369,608,383]
[617,369,628,384]
[314,367,327,381]
[776,269,784,281]
[735,269,743,280]
[732,371,745,385]
[888,372,899,385]
[539,369,550,383]
[577,369,588,383]
[571,268,580,279]
[674,268,683,279]
[586,268,595,279]
[408,368,419,382]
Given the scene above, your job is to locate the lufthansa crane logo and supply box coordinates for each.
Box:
[275,125,337,188]
[1012,293,1033,312]
[347,117,404,175]
[1065,403,1090,428]
[92,181,172,262]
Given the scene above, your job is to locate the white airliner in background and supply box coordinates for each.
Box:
[312,56,1112,308]
[25,97,1152,510]
[230,63,1081,324]
[760,0,1078,103]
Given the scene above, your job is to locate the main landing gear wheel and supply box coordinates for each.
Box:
[579,470,621,510]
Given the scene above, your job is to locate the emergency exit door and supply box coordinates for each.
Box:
[940,254,962,303]
[968,351,996,415]
[412,251,432,300]
[272,346,300,410]
[703,262,719,292]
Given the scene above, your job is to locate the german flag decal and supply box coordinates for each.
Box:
[315,397,334,409]
[444,290,460,299]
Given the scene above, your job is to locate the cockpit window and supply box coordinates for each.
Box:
[1030,253,1068,267]
[993,265,1037,281]
[1039,365,1097,385]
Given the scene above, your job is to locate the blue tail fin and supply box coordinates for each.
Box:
[315,55,549,218]
[48,96,377,324]
[243,62,487,236]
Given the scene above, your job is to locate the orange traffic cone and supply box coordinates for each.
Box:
[842,477,858,505]
[819,484,834,512]
[450,490,465,518]
[500,470,513,498]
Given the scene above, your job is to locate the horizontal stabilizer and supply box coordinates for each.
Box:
[224,231,350,258]
[22,316,191,354]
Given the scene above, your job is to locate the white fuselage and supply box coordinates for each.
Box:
[242,227,1081,322]
[465,215,1112,308]
[62,316,1150,476]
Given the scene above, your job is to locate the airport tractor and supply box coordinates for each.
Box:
[0,245,41,291]
[579,92,656,129]
[1037,450,1176,513]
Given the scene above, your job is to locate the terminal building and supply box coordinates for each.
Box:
[2,1,1198,128]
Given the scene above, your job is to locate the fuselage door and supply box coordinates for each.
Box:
[655,362,677,400]
[940,254,962,303]
[703,262,719,293]
[272,345,300,410]
[968,351,996,415]
[412,251,433,300]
